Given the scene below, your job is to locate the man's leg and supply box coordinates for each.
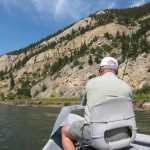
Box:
[62,120,91,150]
[61,125,76,150]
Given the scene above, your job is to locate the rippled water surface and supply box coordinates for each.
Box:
[0,106,60,150]
[0,105,149,150]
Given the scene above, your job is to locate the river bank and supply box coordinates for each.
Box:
[0,101,80,108]
[0,99,150,111]
[133,100,150,111]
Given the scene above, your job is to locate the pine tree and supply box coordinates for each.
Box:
[9,72,15,90]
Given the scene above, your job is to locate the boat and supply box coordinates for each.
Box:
[42,104,150,150]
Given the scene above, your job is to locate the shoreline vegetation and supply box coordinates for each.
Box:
[0,97,81,108]
[0,97,150,112]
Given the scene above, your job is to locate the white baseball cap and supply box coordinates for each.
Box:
[100,57,118,68]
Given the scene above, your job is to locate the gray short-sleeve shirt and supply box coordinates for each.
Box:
[81,72,132,123]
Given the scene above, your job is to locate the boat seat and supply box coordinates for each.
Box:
[89,96,137,150]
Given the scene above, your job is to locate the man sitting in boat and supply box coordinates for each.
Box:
[61,57,133,150]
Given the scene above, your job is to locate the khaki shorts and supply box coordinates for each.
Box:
[69,120,130,143]
[69,120,91,142]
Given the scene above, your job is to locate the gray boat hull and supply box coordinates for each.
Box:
[42,105,150,150]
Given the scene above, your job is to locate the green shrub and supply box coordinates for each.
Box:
[73,60,80,67]
[6,93,15,100]
[134,84,150,95]
[78,64,83,70]
[16,87,31,99]
[88,74,97,79]
[42,84,47,92]
[110,52,117,58]
[0,93,5,101]
[102,44,113,52]
[60,92,64,96]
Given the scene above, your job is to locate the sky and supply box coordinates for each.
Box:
[0,0,150,56]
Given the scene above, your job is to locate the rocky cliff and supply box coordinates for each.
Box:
[0,4,150,98]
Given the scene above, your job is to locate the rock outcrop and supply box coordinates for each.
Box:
[0,6,150,98]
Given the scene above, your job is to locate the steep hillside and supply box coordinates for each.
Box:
[0,3,150,99]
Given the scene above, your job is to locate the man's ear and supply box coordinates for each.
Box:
[99,67,104,75]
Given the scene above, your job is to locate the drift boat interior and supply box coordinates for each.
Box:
[43,97,150,150]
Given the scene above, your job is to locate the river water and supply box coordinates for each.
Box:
[0,105,150,150]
